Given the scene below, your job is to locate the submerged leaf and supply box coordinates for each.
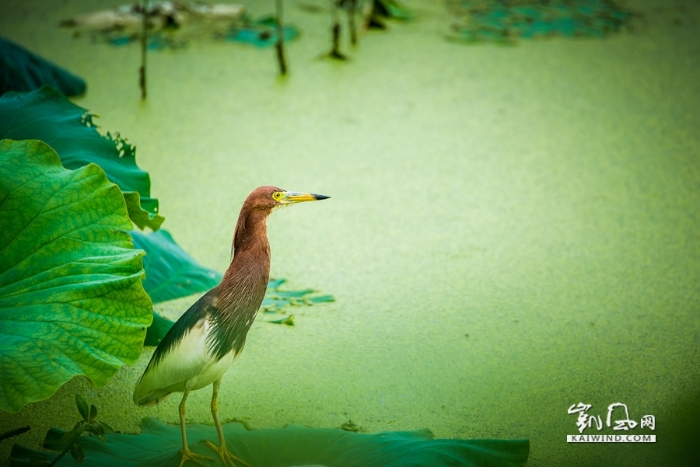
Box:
[0,139,152,413]
[262,280,334,312]
[10,417,530,467]
[0,86,163,230]
[0,36,86,96]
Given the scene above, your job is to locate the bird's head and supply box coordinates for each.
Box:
[232,186,330,259]
[243,186,330,212]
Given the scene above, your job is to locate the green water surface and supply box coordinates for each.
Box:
[1,0,699,466]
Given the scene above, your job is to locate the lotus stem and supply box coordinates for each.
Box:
[275,0,287,75]
[347,0,358,45]
[46,438,75,467]
[330,0,344,59]
[139,0,148,99]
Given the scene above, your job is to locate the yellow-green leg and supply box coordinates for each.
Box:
[178,389,215,467]
[202,379,251,467]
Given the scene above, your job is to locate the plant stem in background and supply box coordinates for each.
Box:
[46,439,76,467]
[0,426,30,442]
[329,0,346,59]
[275,0,287,75]
[43,395,114,467]
[139,0,148,99]
[346,0,358,45]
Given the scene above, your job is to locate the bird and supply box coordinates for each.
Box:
[133,186,329,467]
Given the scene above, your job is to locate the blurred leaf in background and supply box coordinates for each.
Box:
[447,0,632,44]
[129,230,222,305]
[0,86,163,230]
[0,36,86,96]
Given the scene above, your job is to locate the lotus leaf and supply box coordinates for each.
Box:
[0,36,86,96]
[0,86,163,230]
[0,139,152,413]
[10,417,529,467]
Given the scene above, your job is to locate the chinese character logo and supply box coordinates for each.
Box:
[567,402,655,434]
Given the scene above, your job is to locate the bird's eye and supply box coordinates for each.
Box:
[272,192,284,201]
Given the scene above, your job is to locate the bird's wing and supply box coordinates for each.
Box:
[133,289,219,405]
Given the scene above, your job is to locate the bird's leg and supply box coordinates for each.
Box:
[201,379,251,467]
[178,389,215,467]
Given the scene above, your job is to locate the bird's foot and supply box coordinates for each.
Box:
[201,440,251,467]
[178,447,215,467]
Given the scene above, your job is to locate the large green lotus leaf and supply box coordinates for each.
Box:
[10,417,529,467]
[0,36,86,96]
[0,86,163,230]
[0,139,153,413]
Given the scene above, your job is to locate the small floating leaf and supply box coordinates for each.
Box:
[307,294,335,304]
[268,315,295,326]
[341,420,361,432]
[267,278,286,289]
[269,289,315,298]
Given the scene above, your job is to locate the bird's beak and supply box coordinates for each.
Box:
[280,191,330,204]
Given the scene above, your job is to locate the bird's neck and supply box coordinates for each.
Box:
[221,208,271,295]
[230,208,271,258]
[207,208,271,359]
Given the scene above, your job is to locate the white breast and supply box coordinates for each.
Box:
[133,316,238,405]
